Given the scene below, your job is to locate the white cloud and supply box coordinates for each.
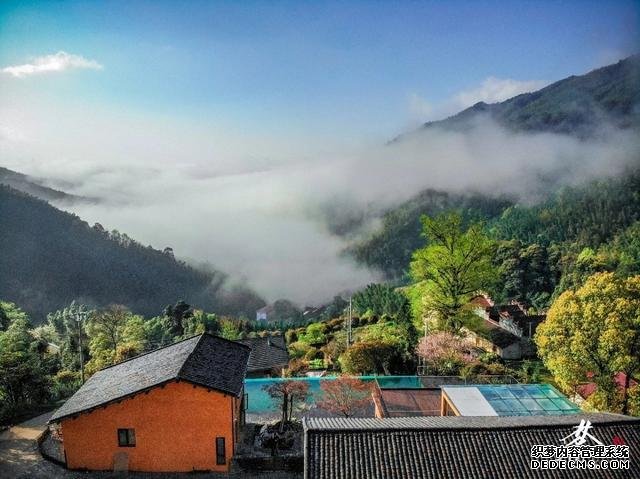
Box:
[2,51,103,78]
[407,93,433,122]
[411,77,548,122]
[454,77,548,108]
[2,84,637,305]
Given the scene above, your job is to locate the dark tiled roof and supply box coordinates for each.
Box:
[485,325,521,348]
[50,333,250,422]
[304,414,640,479]
[237,336,289,372]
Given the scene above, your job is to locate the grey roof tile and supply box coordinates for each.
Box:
[50,333,250,422]
[237,336,289,372]
[304,414,640,479]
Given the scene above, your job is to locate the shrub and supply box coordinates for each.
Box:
[339,340,402,375]
[51,370,81,400]
[288,341,312,359]
[327,318,344,331]
[416,331,475,376]
[285,330,298,344]
[299,323,326,345]
[285,358,307,377]
[304,347,323,361]
[308,358,324,370]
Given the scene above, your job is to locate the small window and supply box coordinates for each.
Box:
[118,428,136,447]
[216,437,226,465]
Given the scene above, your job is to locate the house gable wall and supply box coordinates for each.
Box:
[61,380,237,472]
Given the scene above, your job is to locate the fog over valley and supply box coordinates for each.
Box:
[2,79,639,304]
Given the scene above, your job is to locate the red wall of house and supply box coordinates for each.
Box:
[61,380,238,472]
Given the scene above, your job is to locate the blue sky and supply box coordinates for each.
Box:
[1,0,638,142]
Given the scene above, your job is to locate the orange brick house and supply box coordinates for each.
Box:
[49,334,251,473]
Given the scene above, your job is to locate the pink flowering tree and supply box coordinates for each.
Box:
[416,331,475,375]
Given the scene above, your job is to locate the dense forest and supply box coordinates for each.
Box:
[347,190,513,279]
[349,169,640,310]
[0,186,265,321]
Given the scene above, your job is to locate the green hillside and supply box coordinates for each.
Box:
[0,186,265,321]
[347,190,513,279]
[353,55,640,306]
[0,166,93,204]
[394,54,639,140]
[349,168,640,309]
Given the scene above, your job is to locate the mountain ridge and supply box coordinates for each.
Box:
[393,54,640,142]
[354,55,640,281]
[0,166,97,204]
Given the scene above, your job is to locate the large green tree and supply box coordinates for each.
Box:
[535,272,640,414]
[0,301,29,332]
[46,301,91,373]
[87,305,131,355]
[0,315,49,408]
[164,300,194,337]
[410,212,496,331]
[85,305,146,375]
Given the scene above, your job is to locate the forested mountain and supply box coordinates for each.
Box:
[0,186,265,321]
[394,54,639,140]
[351,55,640,309]
[350,169,640,309]
[0,166,93,204]
[347,191,514,279]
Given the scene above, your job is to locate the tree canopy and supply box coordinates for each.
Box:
[410,212,496,331]
[352,283,411,322]
[535,272,640,414]
[317,377,371,418]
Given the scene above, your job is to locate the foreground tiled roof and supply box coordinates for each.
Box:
[304,414,640,479]
[237,336,289,372]
[50,334,250,422]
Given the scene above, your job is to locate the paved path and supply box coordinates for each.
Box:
[0,411,60,479]
[0,412,301,478]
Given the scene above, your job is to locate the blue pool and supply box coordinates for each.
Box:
[244,375,420,414]
[243,376,581,417]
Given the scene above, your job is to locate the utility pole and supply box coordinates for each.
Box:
[76,310,87,384]
[419,313,431,376]
[347,296,353,346]
[423,318,428,341]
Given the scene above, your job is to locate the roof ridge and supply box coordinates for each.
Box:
[304,414,640,433]
[206,331,252,350]
[50,333,252,423]
[94,333,250,375]
[96,333,203,373]
[177,333,251,396]
[176,332,207,379]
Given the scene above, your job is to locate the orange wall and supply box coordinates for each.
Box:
[61,380,238,472]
